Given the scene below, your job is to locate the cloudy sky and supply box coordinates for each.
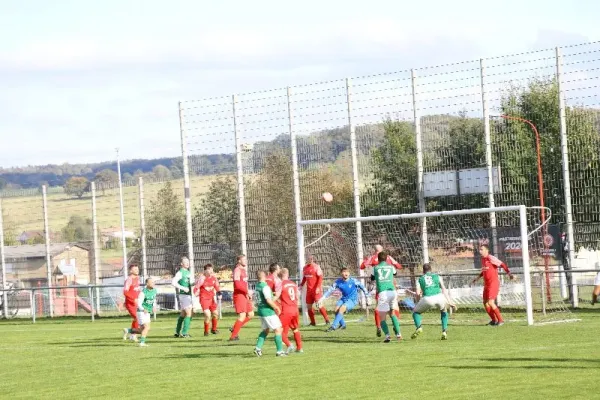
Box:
[0,0,597,168]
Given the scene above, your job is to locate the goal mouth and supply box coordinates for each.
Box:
[298,206,575,326]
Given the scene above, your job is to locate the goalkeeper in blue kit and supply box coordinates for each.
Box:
[318,267,370,332]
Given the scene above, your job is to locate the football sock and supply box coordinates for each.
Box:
[493,307,504,323]
[181,317,191,335]
[441,311,449,331]
[274,335,284,352]
[485,305,497,322]
[293,331,303,350]
[393,309,401,319]
[175,316,184,334]
[282,327,291,347]
[332,312,344,329]
[380,320,390,336]
[241,316,251,327]
[319,307,330,323]
[211,317,218,331]
[204,322,210,334]
[413,312,422,328]
[374,311,381,329]
[230,320,243,338]
[391,314,401,335]
[256,331,268,349]
[308,309,316,325]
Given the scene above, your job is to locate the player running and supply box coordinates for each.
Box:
[361,245,402,337]
[122,264,141,342]
[318,267,370,332]
[592,271,600,305]
[229,255,254,341]
[470,245,514,326]
[278,268,303,354]
[172,257,194,338]
[266,263,282,298]
[193,263,222,336]
[300,256,330,326]
[370,251,402,343]
[122,277,157,347]
[411,264,456,340]
[253,270,287,357]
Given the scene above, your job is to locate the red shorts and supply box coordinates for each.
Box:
[200,298,217,312]
[483,281,500,301]
[305,291,322,305]
[279,312,299,330]
[125,300,137,318]
[233,293,253,314]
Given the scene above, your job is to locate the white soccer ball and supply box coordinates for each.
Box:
[322,192,333,203]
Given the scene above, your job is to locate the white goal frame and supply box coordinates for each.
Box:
[296,205,534,326]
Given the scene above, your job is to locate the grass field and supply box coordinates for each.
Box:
[1,175,217,234]
[1,311,598,399]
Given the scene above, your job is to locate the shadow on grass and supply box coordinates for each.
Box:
[480,357,600,364]
[433,365,592,370]
[159,352,256,359]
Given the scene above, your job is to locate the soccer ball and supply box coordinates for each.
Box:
[321,192,333,203]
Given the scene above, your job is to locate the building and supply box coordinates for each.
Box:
[100,227,137,249]
[2,243,92,287]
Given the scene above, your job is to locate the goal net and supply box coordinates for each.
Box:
[298,205,575,326]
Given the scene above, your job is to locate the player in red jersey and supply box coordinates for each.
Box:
[471,245,514,326]
[361,245,403,337]
[278,267,303,354]
[193,263,222,336]
[229,255,254,341]
[122,264,141,341]
[266,263,282,298]
[592,272,600,305]
[300,256,330,326]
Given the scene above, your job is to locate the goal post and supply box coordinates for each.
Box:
[297,205,574,326]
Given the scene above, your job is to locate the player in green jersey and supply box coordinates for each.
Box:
[370,251,402,343]
[122,278,157,347]
[172,257,194,338]
[253,270,287,358]
[411,264,456,340]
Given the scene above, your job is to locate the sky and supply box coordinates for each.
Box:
[0,0,598,168]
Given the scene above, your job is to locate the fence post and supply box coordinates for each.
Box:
[88,285,95,322]
[232,94,248,258]
[138,177,148,279]
[0,198,7,319]
[555,46,578,307]
[31,289,36,323]
[480,58,499,254]
[178,102,196,277]
[345,78,364,267]
[288,86,308,325]
[411,69,429,264]
[116,149,128,280]
[41,186,53,318]
[91,182,101,315]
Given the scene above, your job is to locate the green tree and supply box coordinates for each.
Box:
[2,211,18,246]
[94,169,119,194]
[122,172,134,182]
[152,165,172,180]
[63,176,89,199]
[0,177,8,190]
[61,215,93,242]
[146,181,186,245]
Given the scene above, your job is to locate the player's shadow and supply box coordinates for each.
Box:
[302,336,374,344]
[480,357,600,364]
[434,365,592,370]
[159,352,256,359]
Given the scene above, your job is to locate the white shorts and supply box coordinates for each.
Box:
[179,294,193,310]
[377,290,399,312]
[137,311,151,326]
[594,272,600,286]
[413,293,448,314]
[260,315,282,330]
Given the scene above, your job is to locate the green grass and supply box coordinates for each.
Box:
[1,175,217,234]
[1,311,599,399]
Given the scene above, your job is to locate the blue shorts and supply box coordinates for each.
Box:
[336,298,357,312]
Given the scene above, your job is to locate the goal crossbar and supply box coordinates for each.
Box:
[299,205,524,226]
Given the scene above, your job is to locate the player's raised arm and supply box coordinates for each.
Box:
[171,270,189,293]
[322,280,338,300]
[193,275,205,296]
[354,278,369,297]
[388,255,402,270]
